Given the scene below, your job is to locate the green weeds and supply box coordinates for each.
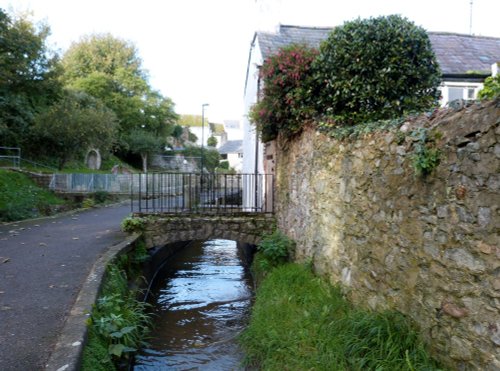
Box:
[121,216,148,233]
[82,246,151,370]
[411,128,441,177]
[240,264,442,370]
[252,230,295,284]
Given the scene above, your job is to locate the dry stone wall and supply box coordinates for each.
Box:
[275,99,500,370]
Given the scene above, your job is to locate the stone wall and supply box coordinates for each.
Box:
[275,99,500,370]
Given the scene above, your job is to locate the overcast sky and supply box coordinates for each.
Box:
[1,0,499,122]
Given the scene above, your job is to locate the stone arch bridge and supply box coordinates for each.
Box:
[128,172,276,249]
[139,213,276,249]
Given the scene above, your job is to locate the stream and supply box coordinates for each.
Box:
[134,239,253,370]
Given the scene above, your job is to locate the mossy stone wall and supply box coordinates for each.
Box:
[275,100,500,369]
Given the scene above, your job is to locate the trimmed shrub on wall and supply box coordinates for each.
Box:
[250,44,318,142]
[314,15,441,127]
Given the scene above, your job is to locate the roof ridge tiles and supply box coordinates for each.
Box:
[428,31,500,40]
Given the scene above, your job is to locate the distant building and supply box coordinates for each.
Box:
[218,140,243,172]
[223,120,243,141]
[209,122,227,148]
[180,114,243,148]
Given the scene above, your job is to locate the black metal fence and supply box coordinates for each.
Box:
[131,173,274,214]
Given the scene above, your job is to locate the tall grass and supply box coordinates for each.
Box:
[240,264,442,371]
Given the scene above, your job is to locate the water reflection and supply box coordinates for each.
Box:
[134,239,252,370]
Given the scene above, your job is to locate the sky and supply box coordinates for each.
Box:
[1,0,499,122]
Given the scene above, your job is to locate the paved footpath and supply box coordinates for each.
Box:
[0,203,132,371]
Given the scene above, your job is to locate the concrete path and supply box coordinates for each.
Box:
[0,203,133,371]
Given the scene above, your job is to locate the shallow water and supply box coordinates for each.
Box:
[134,239,253,370]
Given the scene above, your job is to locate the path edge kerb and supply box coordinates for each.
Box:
[44,232,141,371]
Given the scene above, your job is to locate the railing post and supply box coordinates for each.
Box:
[130,174,134,213]
[138,173,142,212]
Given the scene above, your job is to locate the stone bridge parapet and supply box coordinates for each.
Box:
[140,213,276,248]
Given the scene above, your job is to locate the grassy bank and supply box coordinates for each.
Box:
[0,169,65,222]
[82,242,151,371]
[240,263,442,370]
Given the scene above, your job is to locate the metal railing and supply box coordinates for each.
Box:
[49,173,133,193]
[132,173,274,214]
[0,146,21,168]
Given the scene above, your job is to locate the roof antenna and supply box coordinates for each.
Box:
[469,0,473,35]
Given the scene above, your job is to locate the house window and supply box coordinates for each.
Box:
[448,87,464,101]
[238,153,243,158]
[467,88,475,100]
[440,82,483,107]
[221,154,228,160]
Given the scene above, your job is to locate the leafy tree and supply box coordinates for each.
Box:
[314,15,441,126]
[207,136,218,147]
[179,114,203,127]
[32,90,118,169]
[141,90,178,137]
[125,129,162,173]
[61,34,178,149]
[250,44,318,142]
[171,125,184,139]
[0,8,61,147]
[182,145,220,172]
[188,130,198,143]
[478,73,500,100]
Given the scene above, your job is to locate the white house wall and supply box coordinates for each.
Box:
[242,37,264,175]
[242,36,265,210]
[227,152,243,172]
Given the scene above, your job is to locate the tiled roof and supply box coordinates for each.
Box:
[428,33,500,75]
[218,140,243,154]
[256,25,500,76]
[258,25,331,59]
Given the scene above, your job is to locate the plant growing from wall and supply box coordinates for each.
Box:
[314,15,441,128]
[121,216,147,232]
[411,128,442,176]
[249,44,319,142]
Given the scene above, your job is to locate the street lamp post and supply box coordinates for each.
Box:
[201,103,209,174]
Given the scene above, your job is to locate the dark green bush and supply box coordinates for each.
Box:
[256,230,295,269]
[314,15,441,127]
[250,44,319,142]
[218,160,230,170]
[93,191,111,204]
